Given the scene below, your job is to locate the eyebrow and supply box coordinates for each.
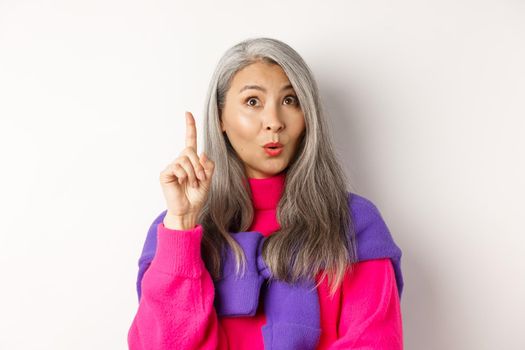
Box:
[239,83,294,94]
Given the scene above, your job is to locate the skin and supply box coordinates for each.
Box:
[220,61,306,179]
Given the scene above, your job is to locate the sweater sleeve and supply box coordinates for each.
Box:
[127,222,229,350]
[329,258,403,350]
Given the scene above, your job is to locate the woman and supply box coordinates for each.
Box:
[128,37,404,349]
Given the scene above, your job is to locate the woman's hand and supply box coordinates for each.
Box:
[159,111,215,226]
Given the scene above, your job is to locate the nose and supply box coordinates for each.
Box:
[263,105,285,132]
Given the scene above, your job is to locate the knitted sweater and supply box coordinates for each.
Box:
[128,172,404,349]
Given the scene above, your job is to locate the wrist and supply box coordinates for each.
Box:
[164,212,198,230]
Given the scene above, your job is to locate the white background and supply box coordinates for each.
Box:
[1,0,524,349]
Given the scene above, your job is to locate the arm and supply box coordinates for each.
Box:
[127,222,228,350]
[329,258,403,350]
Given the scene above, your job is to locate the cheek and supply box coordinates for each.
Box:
[291,115,306,140]
[229,115,259,140]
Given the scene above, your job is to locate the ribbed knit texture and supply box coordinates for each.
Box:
[150,223,204,277]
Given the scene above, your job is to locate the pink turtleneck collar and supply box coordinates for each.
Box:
[247,171,286,210]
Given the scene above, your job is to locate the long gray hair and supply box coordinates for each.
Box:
[197,37,357,297]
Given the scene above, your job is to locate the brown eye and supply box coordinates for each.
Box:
[246,97,259,107]
[284,95,299,105]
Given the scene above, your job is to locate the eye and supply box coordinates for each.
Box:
[245,97,260,107]
[284,95,299,106]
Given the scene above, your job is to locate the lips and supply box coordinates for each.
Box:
[263,142,284,156]
[264,147,283,156]
[264,142,283,149]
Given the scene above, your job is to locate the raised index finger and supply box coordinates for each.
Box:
[185,111,197,152]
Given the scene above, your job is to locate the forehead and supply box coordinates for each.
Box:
[230,61,291,91]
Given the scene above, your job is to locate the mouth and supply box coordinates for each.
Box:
[263,145,284,156]
[264,142,283,148]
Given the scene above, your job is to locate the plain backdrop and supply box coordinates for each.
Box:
[1,0,524,349]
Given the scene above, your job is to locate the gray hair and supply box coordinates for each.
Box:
[197,36,357,297]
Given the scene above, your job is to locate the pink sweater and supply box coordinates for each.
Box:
[128,173,403,349]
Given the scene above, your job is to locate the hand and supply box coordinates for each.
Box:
[159,111,215,220]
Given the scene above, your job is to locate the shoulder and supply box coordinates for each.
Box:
[346,191,400,261]
[347,191,384,221]
[346,191,404,298]
[347,191,389,235]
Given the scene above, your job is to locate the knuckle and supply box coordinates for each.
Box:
[185,159,196,170]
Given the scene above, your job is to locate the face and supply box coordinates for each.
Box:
[220,61,306,179]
